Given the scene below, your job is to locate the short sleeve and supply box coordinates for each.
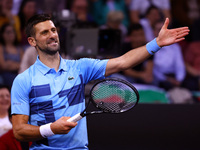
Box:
[11,73,31,116]
[78,58,109,84]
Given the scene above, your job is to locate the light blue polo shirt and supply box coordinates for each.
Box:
[11,56,108,150]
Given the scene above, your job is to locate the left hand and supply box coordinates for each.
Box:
[156,18,190,47]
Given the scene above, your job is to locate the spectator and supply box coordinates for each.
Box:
[18,0,37,48]
[153,21,186,91]
[140,5,161,42]
[182,41,200,91]
[0,85,12,137]
[69,0,97,28]
[100,11,127,42]
[129,0,171,24]
[120,23,154,84]
[0,0,21,42]
[91,0,129,27]
[0,24,23,87]
[0,85,31,149]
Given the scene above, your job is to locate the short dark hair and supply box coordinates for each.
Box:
[128,23,143,35]
[25,14,52,37]
[0,84,10,92]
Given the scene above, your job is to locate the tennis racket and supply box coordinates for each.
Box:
[67,78,139,122]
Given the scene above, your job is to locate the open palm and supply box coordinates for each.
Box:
[156,18,189,47]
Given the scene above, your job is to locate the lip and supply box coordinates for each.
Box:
[47,39,58,46]
[49,42,58,46]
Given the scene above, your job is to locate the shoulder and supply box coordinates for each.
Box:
[14,65,34,84]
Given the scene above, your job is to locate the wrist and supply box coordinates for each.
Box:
[39,123,55,138]
[146,38,161,55]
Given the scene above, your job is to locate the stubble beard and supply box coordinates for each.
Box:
[36,43,60,55]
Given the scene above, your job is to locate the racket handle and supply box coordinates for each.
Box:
[67,113,83,122]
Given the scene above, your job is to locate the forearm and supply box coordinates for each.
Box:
[106,46,151,76]
[12,114,42,142]
[12,114,77,142]
[13,123,42,142]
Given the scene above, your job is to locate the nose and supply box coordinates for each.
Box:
[49,31,58,39]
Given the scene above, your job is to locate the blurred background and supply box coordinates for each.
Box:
[0,0,200,149]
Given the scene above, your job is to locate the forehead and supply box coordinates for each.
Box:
[34,20,56,33]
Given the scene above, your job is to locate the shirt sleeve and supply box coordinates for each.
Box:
[78,58,109,84]
[11,72,31,116]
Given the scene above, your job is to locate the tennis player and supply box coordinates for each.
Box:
[11,14,189,150]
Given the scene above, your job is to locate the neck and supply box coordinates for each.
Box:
[38,51,60,72]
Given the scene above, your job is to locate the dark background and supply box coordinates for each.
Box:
[87,104,200,150]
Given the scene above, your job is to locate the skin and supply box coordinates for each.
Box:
[12,18,189,142]
[0,88,10,118]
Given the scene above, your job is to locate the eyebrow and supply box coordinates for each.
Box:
[40,27,57,34]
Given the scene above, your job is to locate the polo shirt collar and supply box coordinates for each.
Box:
[35,55,68,75]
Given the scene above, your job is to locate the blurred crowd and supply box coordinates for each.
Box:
[0,0,200,104]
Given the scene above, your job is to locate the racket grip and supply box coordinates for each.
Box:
[67,113,83,122]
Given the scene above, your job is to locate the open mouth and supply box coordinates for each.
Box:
[47,39,58,46]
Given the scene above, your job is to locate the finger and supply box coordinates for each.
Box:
[176,29,190,38]
[175,37,185,43]
[174,27,189,32]
[66,120,77,127]
[176,32,189,39]
[161,18,169,30]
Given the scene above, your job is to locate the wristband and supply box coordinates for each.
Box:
[146,38,161,55]
[39,123,54,138]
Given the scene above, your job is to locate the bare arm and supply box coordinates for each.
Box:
[12,114,77,142]
[105,18,189,76]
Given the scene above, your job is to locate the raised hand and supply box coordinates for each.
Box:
[156,18,190,47]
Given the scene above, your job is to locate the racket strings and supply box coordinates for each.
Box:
[91,80,138,113]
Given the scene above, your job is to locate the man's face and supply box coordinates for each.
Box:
[0,88,11,112]
[31,20,60,55]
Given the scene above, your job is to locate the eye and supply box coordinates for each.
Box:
[41,30,48,35]
[51,28,57,33]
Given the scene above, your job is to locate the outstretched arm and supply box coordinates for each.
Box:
[105,18,189,76]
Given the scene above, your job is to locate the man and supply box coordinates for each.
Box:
[11,14,189,149]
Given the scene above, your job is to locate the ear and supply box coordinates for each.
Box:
[27,37,36,47]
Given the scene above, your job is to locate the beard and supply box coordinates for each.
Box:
[35,38,60,55]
